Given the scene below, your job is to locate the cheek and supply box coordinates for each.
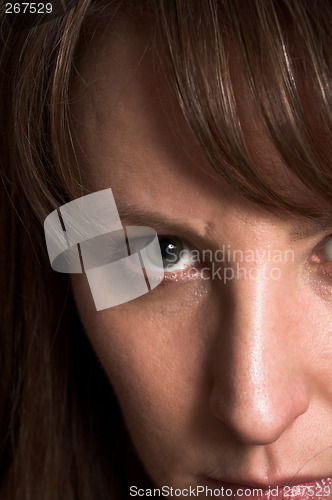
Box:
[302,302,332,390]
[71,270,332,485]
[71,273,212,482]
[291,286,332,399]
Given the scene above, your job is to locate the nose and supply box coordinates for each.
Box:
[209,263,309,445]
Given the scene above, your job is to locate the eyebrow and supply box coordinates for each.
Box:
[117,202,332,243]
[116,203,209,246]
[289,215,332,242]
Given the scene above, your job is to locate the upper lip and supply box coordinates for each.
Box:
[205,475,332,489]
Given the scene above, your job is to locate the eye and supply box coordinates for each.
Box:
[309,234,332,284]
[322,236,332,262]
[159,236,198,271]
[311,234,332,264]
[145,235,199,273]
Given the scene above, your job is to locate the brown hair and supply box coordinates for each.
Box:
[0,1,331,499]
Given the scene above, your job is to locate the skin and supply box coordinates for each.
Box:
[70,18,332,496]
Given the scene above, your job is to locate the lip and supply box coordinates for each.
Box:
[203,476,332,499]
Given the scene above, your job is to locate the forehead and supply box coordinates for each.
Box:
[70,17,332,221]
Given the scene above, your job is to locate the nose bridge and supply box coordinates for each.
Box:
[210,259,309,445]
[233,266,269,382]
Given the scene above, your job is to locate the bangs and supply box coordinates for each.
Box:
[2,0,331,225]
[150,0,332,218]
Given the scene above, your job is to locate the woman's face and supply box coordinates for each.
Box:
[70,20,332,497]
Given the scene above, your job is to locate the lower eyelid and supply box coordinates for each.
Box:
[163,262,207,281]
[320,263,332,277]
[308,258,332,289]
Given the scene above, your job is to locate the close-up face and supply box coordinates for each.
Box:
[70,16,332,497]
